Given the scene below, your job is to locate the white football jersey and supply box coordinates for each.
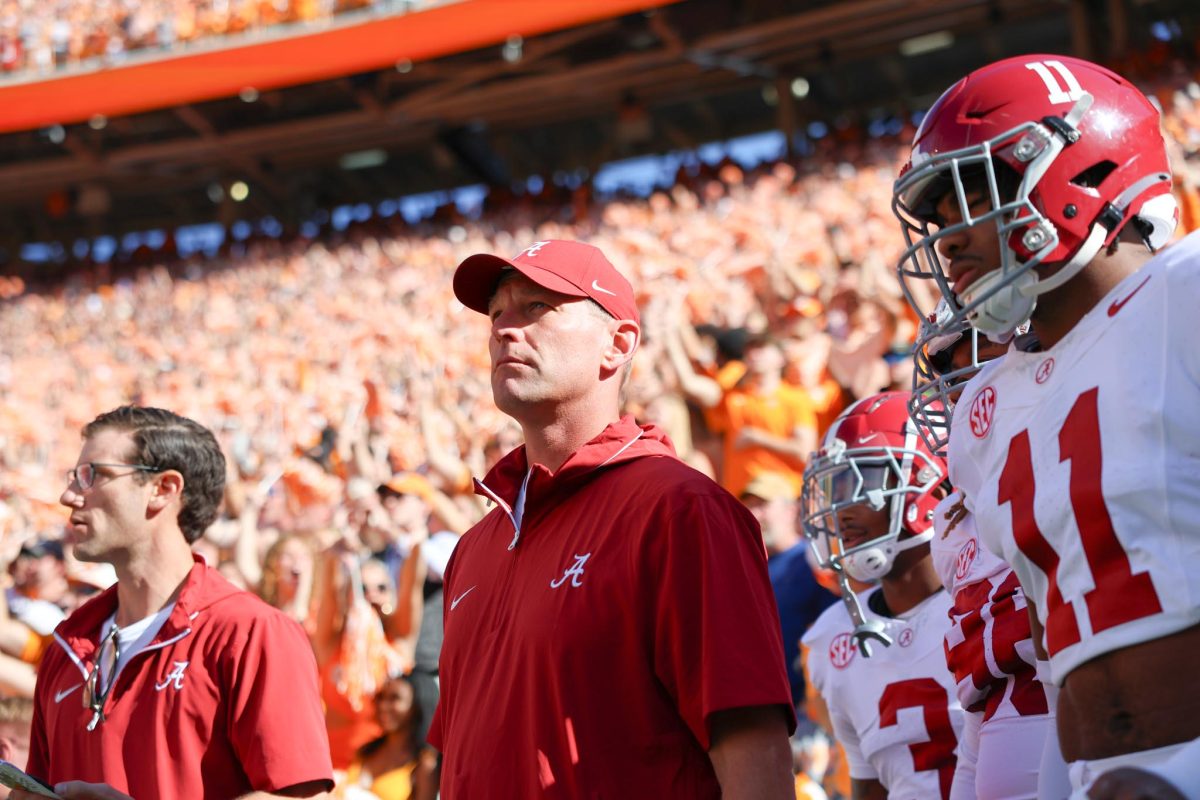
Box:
[949,231,1200,686]
[931,493,1048,722]
[803,590,963,799]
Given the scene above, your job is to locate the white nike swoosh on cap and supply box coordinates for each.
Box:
[857,434,879,444]
[55,682,83,704]
[591,280,618,297]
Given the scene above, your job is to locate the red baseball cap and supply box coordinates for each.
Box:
[453,239,640,323]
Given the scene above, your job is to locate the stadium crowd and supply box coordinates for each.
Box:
[0,0,396,75]
[0,56,1198,798]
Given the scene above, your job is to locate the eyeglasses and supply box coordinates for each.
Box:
[68,462,164,491]
[86,623,121,731]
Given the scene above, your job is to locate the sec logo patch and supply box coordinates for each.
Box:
[969,386,997,438]
[955,538,978,582]
[829,632,857,669]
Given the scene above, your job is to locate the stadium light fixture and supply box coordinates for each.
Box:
[239,87,260,103]
[899,31,954,57]
[45,125,66,144]
[395,59,413,73]
[88,114,107,130]
[230,181,250,202]
[339,149,389,170]
[207,183,225,203]
[761,84,779,107]
[791,77,810,99]
[502,35,523,64]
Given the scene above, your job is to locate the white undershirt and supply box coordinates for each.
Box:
[98,602,176,685]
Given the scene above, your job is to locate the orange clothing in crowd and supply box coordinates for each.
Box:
[707,381,817,498]
[320,603,393,769]
[339,759,416,800]
[795,371,847,436]
[795,772,828,800]
[700,359,748,433]
[18,628,51,664]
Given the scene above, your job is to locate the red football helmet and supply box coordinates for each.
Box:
[801,391,948,654]
[893,54,1176,339]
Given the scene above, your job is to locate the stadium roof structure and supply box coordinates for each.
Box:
[0,0,1195,263]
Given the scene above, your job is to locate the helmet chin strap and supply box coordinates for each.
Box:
[842,528,935,583]
[965,220,1106,339]
[836,527,935,656]
[961,268,1037,338]
[833,568,893,658]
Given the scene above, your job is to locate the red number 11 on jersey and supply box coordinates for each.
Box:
[997,387,1162,656]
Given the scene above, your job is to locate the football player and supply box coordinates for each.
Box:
[893,54,1199,798]
[914,309,1068,800]
[801,391,963,799]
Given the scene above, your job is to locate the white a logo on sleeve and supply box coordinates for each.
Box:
[550,553,591,589]
[155,661,190,691]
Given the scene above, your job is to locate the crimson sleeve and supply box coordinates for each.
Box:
[225,609,334,792]
[649,486,796,749]
[24,657,52,781]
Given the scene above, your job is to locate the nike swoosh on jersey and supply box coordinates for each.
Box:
[451,586,477,610]
[1107,275,1151,317]
[54,682,83,703]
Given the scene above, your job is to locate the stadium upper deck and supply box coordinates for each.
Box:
[0,0,1195,270]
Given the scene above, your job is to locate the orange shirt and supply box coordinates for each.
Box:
[707,381,817,498]
[793,372,847,436]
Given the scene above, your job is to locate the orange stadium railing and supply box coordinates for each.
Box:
[0,0,680,135]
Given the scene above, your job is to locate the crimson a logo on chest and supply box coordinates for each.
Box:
[1034,358,1055,385]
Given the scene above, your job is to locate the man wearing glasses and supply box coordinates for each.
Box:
[13,406,332,800]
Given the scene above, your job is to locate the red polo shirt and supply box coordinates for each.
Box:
[27,556,333,799]
[429,416,794,798]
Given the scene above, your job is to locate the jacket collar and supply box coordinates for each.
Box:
[475,415,677,512]
[54,554,238,662]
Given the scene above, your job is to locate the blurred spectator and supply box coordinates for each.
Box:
[0,696,33,770]
[340,675,437,800]
[257,532,318,629]
[315,540,400,773]
[740,471,803,556]
[756,473,837,709]
[5,540,66,638]
[792,730,832,800]
[670,325,818,497]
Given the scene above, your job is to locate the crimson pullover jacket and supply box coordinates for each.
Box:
[429,415,794,799]
[28,556,333,799]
